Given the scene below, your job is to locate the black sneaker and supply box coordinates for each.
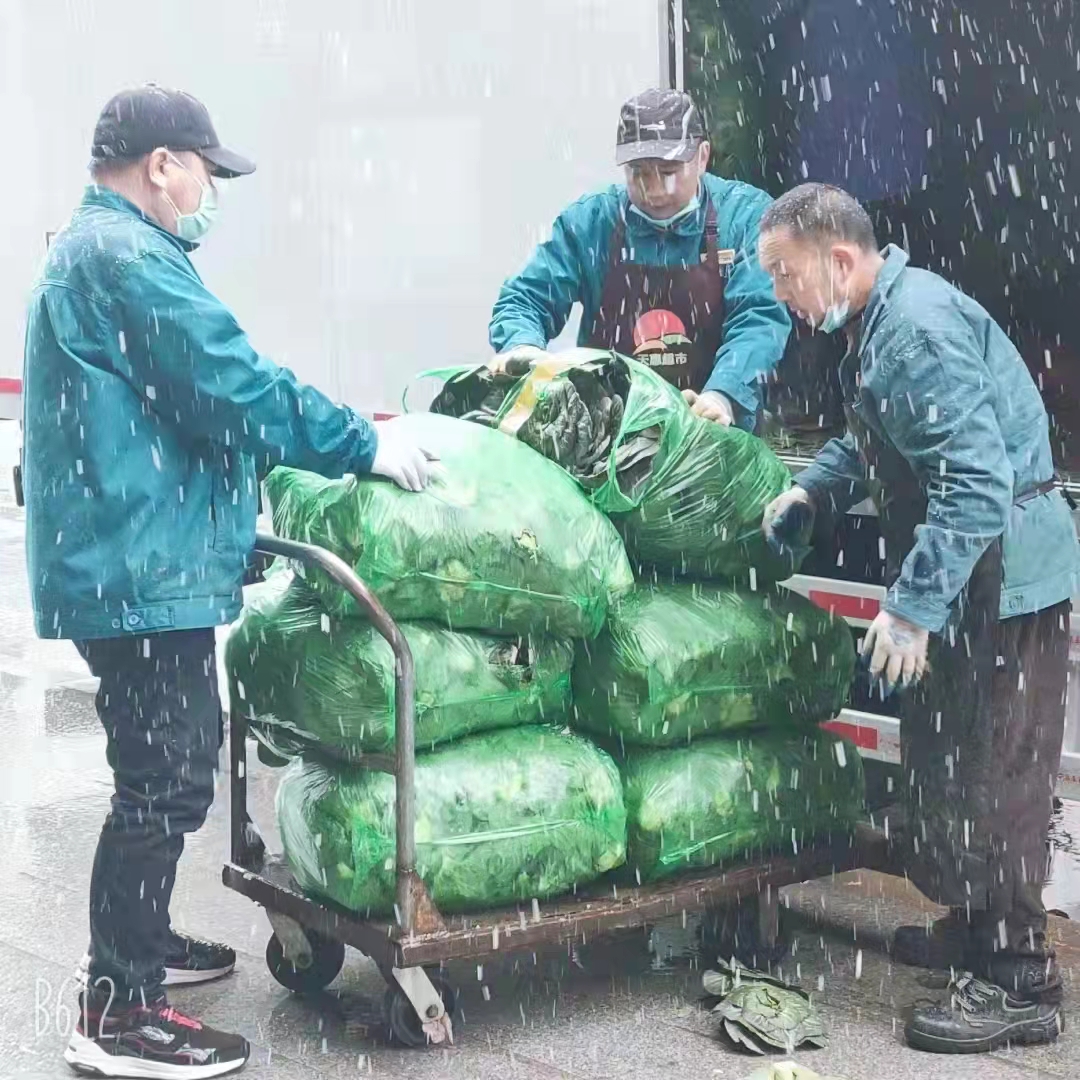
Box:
[905,973,1063,1054]
[163,933,237,986]
[64,996,249,1078]
[76,934,236,990]
[892,911,973,970]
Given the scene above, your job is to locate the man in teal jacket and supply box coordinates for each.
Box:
[759,183,1079,1055]
[488,89,790,429]
[23,86,433,1079]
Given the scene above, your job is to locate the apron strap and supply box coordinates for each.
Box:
[702,198,720,269]
[1014,477,1068,506]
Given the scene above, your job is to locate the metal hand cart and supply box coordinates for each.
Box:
[222,533,891,1047]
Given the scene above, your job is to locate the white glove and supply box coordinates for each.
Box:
[370,420,439,492]
[861,609,930,692]
[487,344,552,375]
[682,388,735,426]
[761,486,815,554]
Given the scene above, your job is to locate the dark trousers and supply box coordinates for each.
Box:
[900,589,1069,957]
[75,630,221,1005]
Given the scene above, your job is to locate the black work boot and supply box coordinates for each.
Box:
[905,973,1063,1054]
[892,910,974,970]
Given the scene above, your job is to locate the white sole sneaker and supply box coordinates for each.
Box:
[75,954,236,988]
[64,1030,248,1078]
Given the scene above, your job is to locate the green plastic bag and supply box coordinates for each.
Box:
[225,574,574,761]
[623,732,865,882]
[428,349,799,583]
[277,727,627,914]
[265,412,633,637]
[573,584,855,747]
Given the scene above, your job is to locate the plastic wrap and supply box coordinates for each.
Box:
[277,727,627,914]
[265,412,634,637]
[622,732,865,882]
[572,584,855,747]
[225,574,574,761]
[429,349,800,583]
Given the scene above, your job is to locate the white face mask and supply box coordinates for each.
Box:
[628,186,702,229]
[818,261,851,333]
[159,154,219,242]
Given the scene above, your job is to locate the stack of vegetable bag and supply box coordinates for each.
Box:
[426,350,862,878]
[573,580,862,882]
[226,412,633,915]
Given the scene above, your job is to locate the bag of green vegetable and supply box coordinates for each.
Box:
[265,412,634,637]
[573,584,855,747]
[427,349,801,583]
[225,573,573,761]
[277,727,627,914]
[623,731,864,882]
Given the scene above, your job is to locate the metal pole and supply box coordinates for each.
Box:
[228,693,249,867]
[673,0,685,91]
[253,533,419,931]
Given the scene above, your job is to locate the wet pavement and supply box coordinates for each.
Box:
[3,503,1080,1080]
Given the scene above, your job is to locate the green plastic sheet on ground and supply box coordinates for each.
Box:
[572,584,855,747]
[265,413,633,638]
[225,574,574,761]
[622,731,865,882]
[427,349,800,583]
[277,727,627,915]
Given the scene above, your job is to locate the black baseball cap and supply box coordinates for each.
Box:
[616,88,707,166]
[91,84,256,179]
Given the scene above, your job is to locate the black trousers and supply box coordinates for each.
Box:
[75,630,221,1004]
[899,579,1069,957]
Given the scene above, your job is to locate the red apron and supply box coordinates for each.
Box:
[583,198,728,393]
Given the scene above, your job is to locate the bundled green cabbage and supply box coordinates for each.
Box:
[573,584,855,747]
[277,727,627,914]
[623,732,865,882]
[225,574,573,761]
[265,412,633,637]
[429,349,801,584]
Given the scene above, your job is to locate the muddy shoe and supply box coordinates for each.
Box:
[892,911,973,970]
[904,973,1063,1054]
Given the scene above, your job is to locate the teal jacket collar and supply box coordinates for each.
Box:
[82,184,198,254]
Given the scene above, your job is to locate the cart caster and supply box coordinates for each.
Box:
[384,970,459,1048]
[266,930,345,994]
[701,893,790,970]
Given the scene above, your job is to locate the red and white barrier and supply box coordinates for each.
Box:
[0,377,21,421]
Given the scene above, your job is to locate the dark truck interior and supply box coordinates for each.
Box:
[683,0,1080,725]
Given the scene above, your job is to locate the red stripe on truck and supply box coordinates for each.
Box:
[808,590,881,621]
[820,719,880,751]
[0,378,22,394]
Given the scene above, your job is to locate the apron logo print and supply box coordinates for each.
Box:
[632,310,692,368]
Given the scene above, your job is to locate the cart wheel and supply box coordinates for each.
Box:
[384,970,459,1048]
[701,896,790,970]
[265,930,345,994]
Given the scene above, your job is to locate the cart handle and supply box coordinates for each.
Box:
[253,532,421,932]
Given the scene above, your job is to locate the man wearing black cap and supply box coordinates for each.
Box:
[488,88,790,428]
[22,85,434,1078]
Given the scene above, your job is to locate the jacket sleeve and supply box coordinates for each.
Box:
[702,189,792,425]
[488,202,590,353]
[878,326,1014,632]
[119,250,377,478]
[795,432,870,516]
